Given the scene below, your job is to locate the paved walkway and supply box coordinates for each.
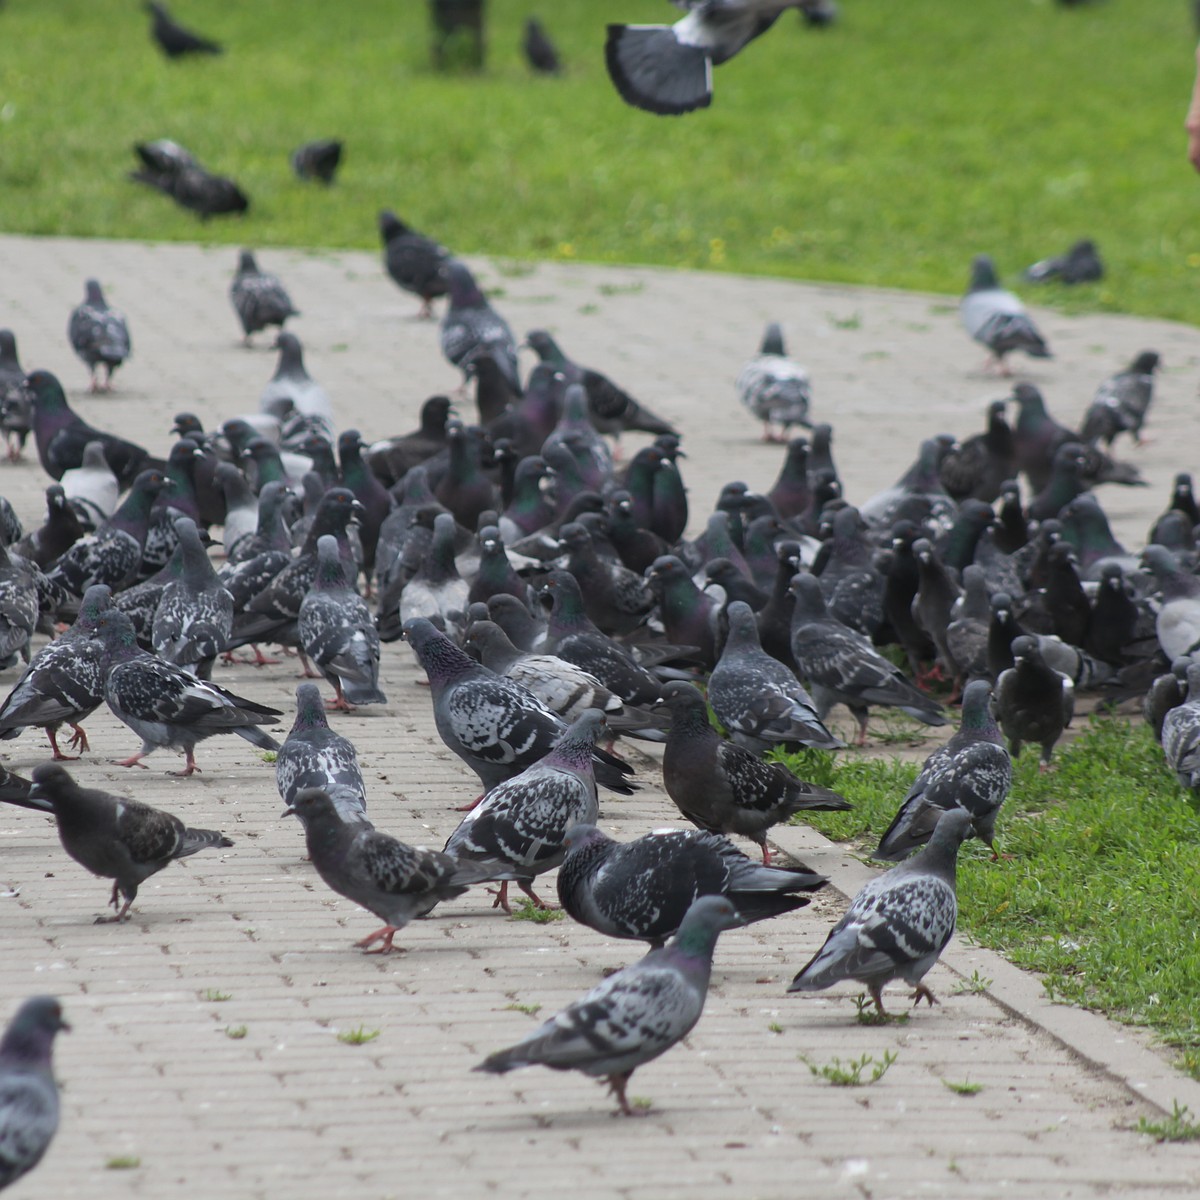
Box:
[2,235,1200,1199]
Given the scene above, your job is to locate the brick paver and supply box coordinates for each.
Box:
[2,235,1200,1198]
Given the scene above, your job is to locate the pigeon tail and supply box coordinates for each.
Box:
[234,725,281,752]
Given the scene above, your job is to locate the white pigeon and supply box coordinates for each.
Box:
[59,440,119,529]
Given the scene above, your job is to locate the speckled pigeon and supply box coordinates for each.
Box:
[558,823,824,946]
[0,996,69,1191]
[959,254,1051,372]
[439,261,520,392]
[379,210,451,320]
[476,895,739,1116]
[67,279,131,393]
[1161,662,1200,792]
[30,762,232,920]
[230,250,297,344]
[0,329,30,461]
[737,321,811,442]
[395,512,469,641]
[659,681,850,864]
[276,684,367,822]
[789,808,972,1016]
[0,543,38,669]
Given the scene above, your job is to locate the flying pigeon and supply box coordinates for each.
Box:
[876,680,1012,861]
[401,617,637,795]
[442,710,606,911]
[439,261,521,392]
[378,211,452,320]
[605,2,805,116]
[523,16,563,73]
[146,1,221,56]
[129,139,248,219]
[284,787,497,952]
[276,683,367,822]
[299,535,386,709]
[558,823,824,946]
[476,895,739,1115]
[290,138,343,184]
[230,250,298,345]
[1023,238,1103,285]
[30,762,232,921]
[708,601,843,752]
[736,321,812,442]
[960,255,1052,373]
[658,681,851,864]
[994,635,1074,770]
[67,279,131,393]
[100,609,282,775]
[0,996,69,1191]
[789,809,972,1016]
[0,585,111,759]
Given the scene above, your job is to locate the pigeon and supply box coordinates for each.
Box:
[1141,545,1200,663]
[25,369,163,487]
[1079,350,1161,447]
[658,681,851,864]
[736,322,812,442]
[476,895,739,1115]
[1146,659,1191,742]
[29,762,232,921]
[337,430,392,584]
[67,279,131,393]
[290,138,343,184]
[276,684,367,822]
[151,517,233,678]
[368,398,453,484]
[434,422,500,529]
[378,211,452,320]
[789,573,947,744]
[146,1,221,56]
[230,250,298,345]
[994,635,1074,770]
[0,585,110,759]
[0,542,37,666]
[708,601,843,752]
[284,787,495,952]
[561,521,654,637]
[605,2,804,116]
[0,329,30,462]
[129,139,248,219]
[789,808,971,1016]
[15,486,84,571]
[401,618,637,795]
[960,255,1051,373]
[938,400,1016,504]
[439,261,520,392]
[523,16,562,72]
[443,710,606,911]
[875,680,1012,861]
[1023,238,1104,285]
[0,996,69,1192]
[299,535,386,709]
[100,609,282,775]
[1161,663,1200,790]
[259,333,335,428]
[860,438,958,534]
[558,823,825,946]
[644,555,720,668]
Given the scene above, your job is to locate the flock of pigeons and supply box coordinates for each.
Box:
[1,229,1198,1176]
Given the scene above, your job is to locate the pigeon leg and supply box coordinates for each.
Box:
[298,652,321,679]
[454,793,484,812]
[910,983,939,1008]
[65,724,90,753]
[46,727,80,761]
[850,705,871,748]
[756,838,773,867]
[95,884,133,923]
[355,925,400,953]
[168,750,201,777]
[868,983,891,1018]
[88,367,101,394]
[327,681,355,712]
[488,881,513,914]
[250,644,281,666]
[414,298,434,320]
[517,881,554,909]
[115,752,150,769]
[606,1072,644,1117]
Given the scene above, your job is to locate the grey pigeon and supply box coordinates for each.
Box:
[1145,658,1191,742]
[523,16,562,73]
[658,681,850,864]
[558,823,825,946]
[1079,350,1161,448]
[100,609,282,775]
[276,683,367,822]
[59,441,119,530]
[230,250,298,344]
[299,535,386,709]
[0,543,38,670]
[789,809,972,1016]
[476,895,739,1115]
[440,261,520,392]
[284,787,497,953]
[708,601,843,752]
[1023,238,1103,285]
[401,617,637,795]
[396,512,469,640]
[443,710,605,911]
[736,321,812,442]
[30,762,232,921]
[128,139,248,218]
[0,996,69,1191]
[876,680,1012,861]
[0,765,38,812]
[290,138,342,184]
[146,1,221,56]
[0,584,110,758]
[67,279,131,393]
[0,329,30,461]
[605,2,805,116]
[994,635,1074,769]
[378,212,451,320]
[259,332,335,429]
[1142,544,1200,663]
[1161,662,1200,792]
[789,573,947,745]
[960,255,1051,373]
[151,517,233,678]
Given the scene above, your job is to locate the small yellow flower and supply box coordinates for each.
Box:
[1187,253,1200,268]
[556,242,576,259]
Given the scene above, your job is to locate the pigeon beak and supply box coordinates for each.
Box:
[281,806,297,819]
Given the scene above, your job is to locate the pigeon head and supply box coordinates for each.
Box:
[95,609,141,659]
[1132,350,1161,374]
[377,209,410,241]
[643,555,689,589]
[927,807,974,855]
[722,600,761,647]
[23,370,70,413]
[0,329,16,361]
[171,412,204,438]
[461,620,519,672]
[788,573,827,618]
[1010,382,1046,416]
[28,762,77,808]
[562,823,610,856]
[291,682,330,733]
[654,681,708,727]
[282,786,337,824]
[959,679,998,734]
[1009,635,1038,665]
[759,321,786,357]
[0,996,70,1066]
[669,895,740,962]
[273,330,303,362]
[443,260,485,307]
[235,250,260,276]
[45,484,69,513]
[546,709,606,772]
[524,329,564,364]
[76,584,113,630]
[419,396,454,436]
[400,617,479,683]
[337,429,367,460]
[537,570,586,623]
[314,534,349,590]
[83,278,106,305]
[967,255,1000,292]
[705,558,744,589]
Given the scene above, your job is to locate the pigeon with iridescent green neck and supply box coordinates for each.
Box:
[477,895,739,1116]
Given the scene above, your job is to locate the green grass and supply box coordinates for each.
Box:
[780,719,1200,1077]
[1136,1101,1200,1142]
[3,2,1200,321]
[803,1050,898,1086]
[105,1156,141,1170]
[337,1026,381,1045]
[942,1078,984,1097]
[509,899,564,923]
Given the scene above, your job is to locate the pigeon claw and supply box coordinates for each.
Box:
[606,1072,644,1117]
[910,983,939,1008]
[115,754,150,770]
[66,724,90,753]
[355,925,401,954]
[488,881,513,914]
